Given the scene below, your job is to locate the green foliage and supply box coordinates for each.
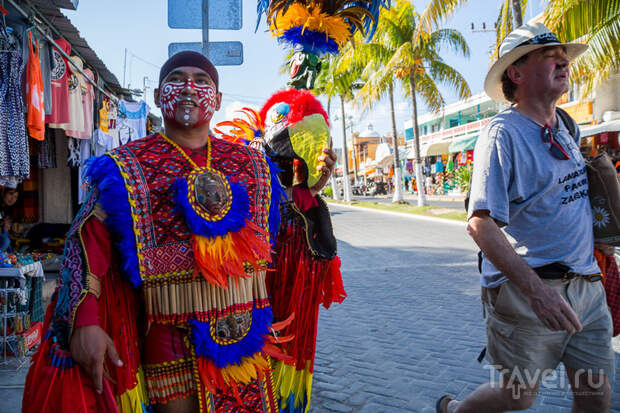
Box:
[322,185,334,198]
[544,0,620,98]
[453,165,472,193]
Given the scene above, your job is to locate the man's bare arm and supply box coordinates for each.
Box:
[468,210,582,333]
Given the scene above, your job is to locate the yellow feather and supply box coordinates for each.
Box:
[270,4,352,47]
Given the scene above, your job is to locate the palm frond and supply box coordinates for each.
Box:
[428,60,471,101]
[430,28,470,59]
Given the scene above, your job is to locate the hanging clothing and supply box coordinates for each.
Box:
[108,101,119,146]
[93,129,116,156]
[0,27,29,180]
[26,31,45,141]
[46,38,71,126]
[77,139,92,203]
[38,40,54,115]
[67,137,81,168]
[64,56,86,138]
[98,98,110,133]
[118,99,150,143]
[38,130,57,169]
[76,67,95,139]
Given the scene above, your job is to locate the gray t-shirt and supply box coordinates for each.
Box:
[468,107,599,288]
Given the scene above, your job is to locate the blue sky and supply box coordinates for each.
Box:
[63,0,544,146]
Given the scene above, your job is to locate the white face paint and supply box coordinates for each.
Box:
[159,78,218,128]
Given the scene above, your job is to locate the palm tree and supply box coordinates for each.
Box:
[372,0,471,206]
[339,33,407,202]
[313,56,342,200]
[544,0,620,98]
[313,54,361,202]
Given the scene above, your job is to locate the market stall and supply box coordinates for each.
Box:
[0,0,157,367]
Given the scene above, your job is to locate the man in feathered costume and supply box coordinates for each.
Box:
[22,51,337,413]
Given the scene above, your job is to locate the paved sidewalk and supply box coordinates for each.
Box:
[310,205,620,412]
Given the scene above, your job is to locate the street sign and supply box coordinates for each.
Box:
[168,42,243,65]
[168,0,242,30]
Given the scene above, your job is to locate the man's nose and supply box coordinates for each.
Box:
[182,79,197,94]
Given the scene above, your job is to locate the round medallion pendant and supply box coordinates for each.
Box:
[187,167,233,221]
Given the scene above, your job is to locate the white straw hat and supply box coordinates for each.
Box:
[484,22,588,102]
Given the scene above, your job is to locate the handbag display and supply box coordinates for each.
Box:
[587,152,620,246]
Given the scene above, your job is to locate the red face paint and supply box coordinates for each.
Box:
[159,78,217,128]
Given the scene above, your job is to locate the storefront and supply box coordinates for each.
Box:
[0,0,157,363]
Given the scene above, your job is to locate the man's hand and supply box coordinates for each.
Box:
[527,283,582,334]
[70,325,123,393]
[310,148,337,196]
[468,211,582,334]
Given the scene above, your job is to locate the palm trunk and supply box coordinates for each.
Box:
[409,70,426,206]
[327,95,340,200]
[340,94,353,203]
[512,0,523,27]
[388,81,404,203]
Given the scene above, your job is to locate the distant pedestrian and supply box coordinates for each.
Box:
[436,22,614,413]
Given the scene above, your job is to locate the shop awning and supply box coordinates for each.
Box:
[449,135,478,153]
[364,168,376,176]
[421,141,451,157]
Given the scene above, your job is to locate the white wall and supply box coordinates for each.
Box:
[593,74,620,122]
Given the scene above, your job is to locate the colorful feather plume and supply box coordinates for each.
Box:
[256,0,389,54]
[173,177,272,288]
[192,308,294,406]
[214,107,264,145]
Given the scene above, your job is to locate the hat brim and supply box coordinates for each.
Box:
[483,42,588,102]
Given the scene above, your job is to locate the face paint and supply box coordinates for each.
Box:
[159,77,218,128]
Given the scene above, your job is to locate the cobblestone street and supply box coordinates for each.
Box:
[310,204,620,413]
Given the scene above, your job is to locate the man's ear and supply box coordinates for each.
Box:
[506,65,523,85]
[153,88,161,108]
[215,91,222,111]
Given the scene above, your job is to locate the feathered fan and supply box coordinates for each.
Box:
[256,0,389,88]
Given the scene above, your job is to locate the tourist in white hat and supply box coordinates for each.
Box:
[436,21,614,413]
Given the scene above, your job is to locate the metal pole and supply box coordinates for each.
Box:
[202,0,210,58]
[123,48,128,88]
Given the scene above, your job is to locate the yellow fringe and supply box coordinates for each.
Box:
[117,368,150,413]
[273,361,313,413]
[270,4,351,47]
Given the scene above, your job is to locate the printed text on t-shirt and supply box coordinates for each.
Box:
[559,166,588,205]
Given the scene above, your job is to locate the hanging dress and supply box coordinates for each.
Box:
[0,26,29,180]
[26,31,45,141]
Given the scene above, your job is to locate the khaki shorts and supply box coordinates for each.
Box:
[482,277,615,382]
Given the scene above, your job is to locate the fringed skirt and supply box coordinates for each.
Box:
[143,322,279,412]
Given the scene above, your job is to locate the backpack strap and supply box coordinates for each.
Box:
[556,107,578,141]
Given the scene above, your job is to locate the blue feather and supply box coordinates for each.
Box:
[255,0,271,32]
[282,392,307,413]
[172,177,250,239]
[278,27,340,56]
[189,307,273,368]
[266,156,287,247]
[85,155,142,288]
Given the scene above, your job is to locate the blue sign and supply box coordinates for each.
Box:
[168,42,243,66]
[168,0,242,30]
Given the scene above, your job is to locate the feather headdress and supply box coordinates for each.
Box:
[257,0,389,55]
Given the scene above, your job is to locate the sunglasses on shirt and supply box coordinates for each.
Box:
[541,125,570,160]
